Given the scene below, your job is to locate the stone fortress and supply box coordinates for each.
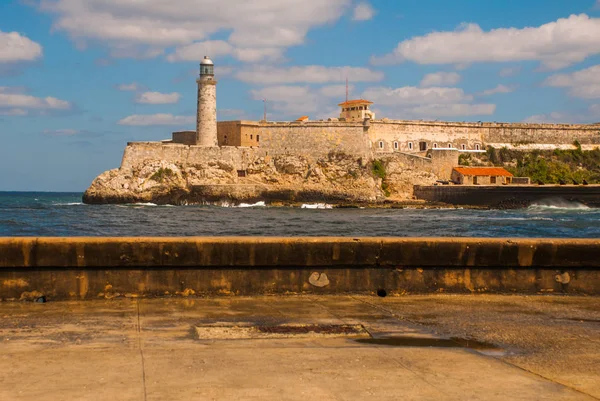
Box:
[83,57,600,205]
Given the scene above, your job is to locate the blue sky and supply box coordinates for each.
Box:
[1,0,600,191]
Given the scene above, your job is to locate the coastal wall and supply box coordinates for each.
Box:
[369,120,600,152]
[120,142,262,171]
[414,185,600,208]
[1,237,599,299]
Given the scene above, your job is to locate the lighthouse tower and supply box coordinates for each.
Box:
[196,56,218,146]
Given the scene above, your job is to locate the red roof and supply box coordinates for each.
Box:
[338,99,373,107]
[453,167,513,177]
[296,116,309,121]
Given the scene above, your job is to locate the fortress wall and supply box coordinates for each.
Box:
[483,124,600,145]
[253,122,370,159]
[369,120,600,151]
[369,121,484,152]
[380,149,458,180]
[120,142,264,171]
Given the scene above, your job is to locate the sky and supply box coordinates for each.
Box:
[2,0,600,191]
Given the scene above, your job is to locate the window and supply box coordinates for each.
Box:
[408,142,413,150]
[419,141,427,151]
[491,176,497,184]
[394,141,398,150]
[224,135,228,145]
[237,170,247,178]
[448,143,453,148]
[473,176,479,185]
[475,144,480,150]
[379,141,384,149]
[433,143,438,148]
[256,135,260,142]
[250,135,253,140]
[461,144,466,150]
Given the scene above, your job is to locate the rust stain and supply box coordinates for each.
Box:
[77,273,89,299]
[2,278,29,288]
[518,245,535,267]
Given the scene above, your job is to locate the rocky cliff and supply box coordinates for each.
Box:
[83,142,447,205]
[83,152,384,205]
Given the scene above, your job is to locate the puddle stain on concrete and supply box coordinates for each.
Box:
[194,324,370,339]
[355,336,506,356]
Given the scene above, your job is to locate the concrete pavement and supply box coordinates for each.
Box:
[1,295,599,400]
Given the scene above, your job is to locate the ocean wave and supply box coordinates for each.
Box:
[301,203,333,209]
[53,202,84,206]
[528,200,591,211]
[235,201,266,208]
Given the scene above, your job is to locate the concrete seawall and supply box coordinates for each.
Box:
[414,185,600,208]
[1,237,599,299]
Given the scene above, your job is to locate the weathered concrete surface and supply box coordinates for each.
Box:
[1,237,600,299]
[0,295,598,400]
[414,184,600,208]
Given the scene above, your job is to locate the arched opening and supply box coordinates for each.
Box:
[408,142,413,150]
[475,144,480,150]
[461,144,466,150]
[394,141,398,150]
[448,143,453,148]
[379,141,384,149]
[433,143,438,148]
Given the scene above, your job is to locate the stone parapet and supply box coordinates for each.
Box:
[1,237,599,298]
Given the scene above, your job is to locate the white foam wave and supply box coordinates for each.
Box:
[301,203,333,209]
[528,199,590,211]
[54,202,84,206]
[235,201,266,208]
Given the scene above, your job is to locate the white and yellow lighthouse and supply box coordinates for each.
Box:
[196,56,218,146]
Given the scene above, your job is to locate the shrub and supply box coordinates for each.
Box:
[150,167,174,183]
[371,159,386,179]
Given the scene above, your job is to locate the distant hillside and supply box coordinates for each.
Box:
[458,143,600,184]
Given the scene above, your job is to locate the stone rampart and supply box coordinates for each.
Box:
[1,237,599,298]
[253,121,370,158]
[369,120,600,152]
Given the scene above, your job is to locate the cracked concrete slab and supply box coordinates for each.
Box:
[0,295,598,400]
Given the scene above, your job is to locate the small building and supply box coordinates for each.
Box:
[338,99,375,122]
[296,116,309,122]
[452,167,513,185]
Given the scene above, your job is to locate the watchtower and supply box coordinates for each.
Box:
[196,56,218,146]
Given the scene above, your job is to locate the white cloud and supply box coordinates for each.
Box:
[407,103,496,117]
[420,72,461,87]
[319,84,355,98]
[352,2,375,21]
[478,84,516,96]
[167,40,233,62]
[118,114,195,126]
[37,0,351,61]
[251,86,319,116]
[167,40,284,63]
[236,65,384,85]
[499,66,521,77]
[363,86,472,106]
[362,86,495,118]
[372,14,600,70]
[43,129,80,136]
[135,91,181,104]
[524,104,600,124]
[544,64,600,99]
[0,31,43,63]
[0,108,27,116]
[0,87,72,116]
[117,82,143,91]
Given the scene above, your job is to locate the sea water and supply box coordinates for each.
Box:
[1,191,599,237]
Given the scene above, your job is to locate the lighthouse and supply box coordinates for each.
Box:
[196,56,218,146]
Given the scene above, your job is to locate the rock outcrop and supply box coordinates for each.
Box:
[83,152,388,205]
